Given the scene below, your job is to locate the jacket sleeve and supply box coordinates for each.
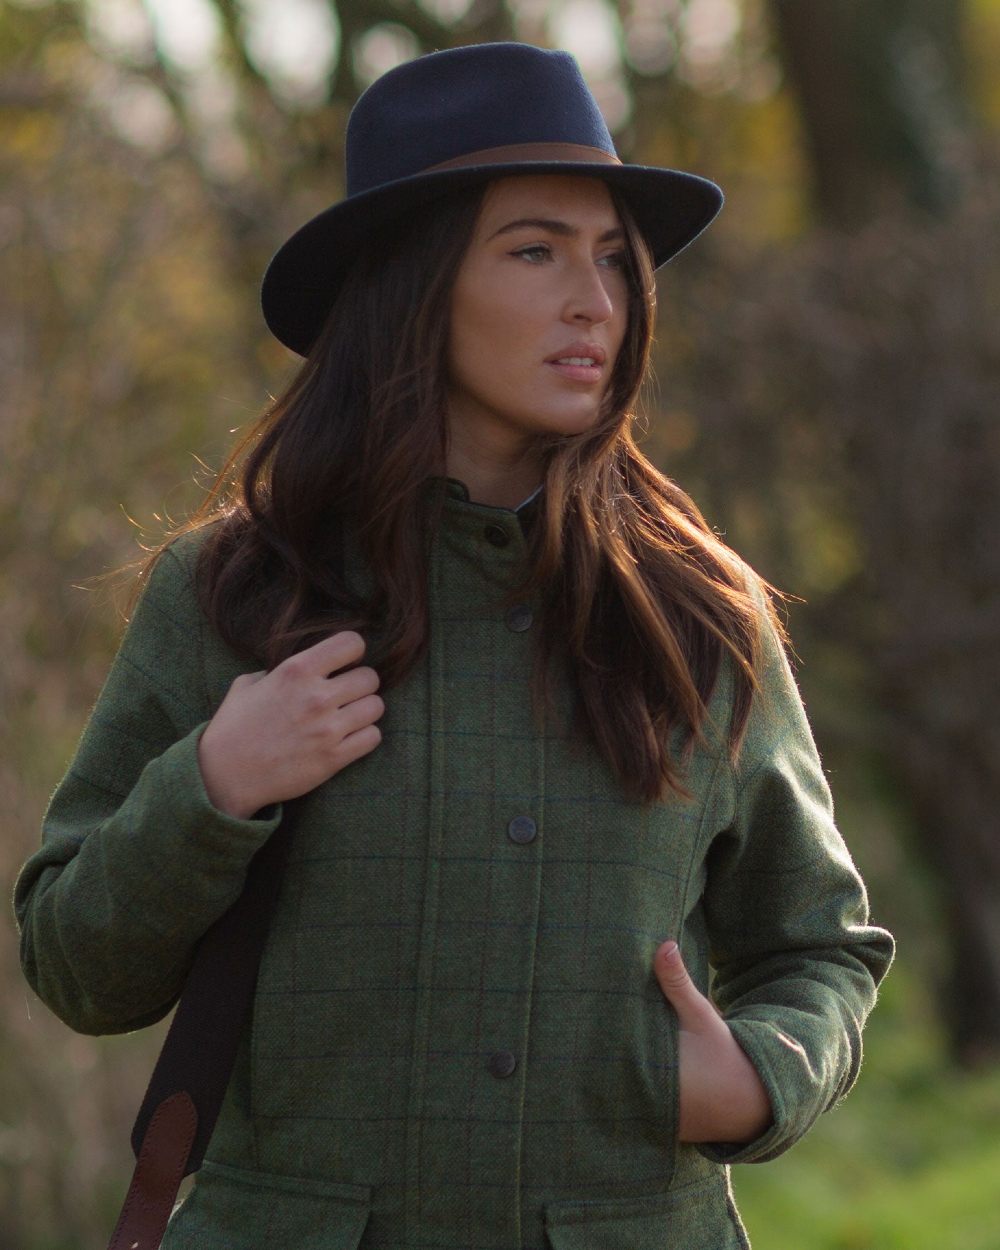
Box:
[13,540,281,1037]
[696,594,895,1165]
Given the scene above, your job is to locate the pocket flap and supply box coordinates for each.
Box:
[163,1161,372,1249]
[544,1173,748,1250]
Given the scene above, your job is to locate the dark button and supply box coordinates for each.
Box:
[488,1049,517,1078]
[484,523,510,548]
[505,604,533,632]
[507,816,537,845]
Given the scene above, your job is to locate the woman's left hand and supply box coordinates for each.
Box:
[654,940,773,1144]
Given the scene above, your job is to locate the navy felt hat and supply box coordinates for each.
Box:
[261,42,724,356]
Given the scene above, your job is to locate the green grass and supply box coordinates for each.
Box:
[733,960,1000,1250]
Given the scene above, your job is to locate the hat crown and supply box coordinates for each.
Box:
[345,43,616,197]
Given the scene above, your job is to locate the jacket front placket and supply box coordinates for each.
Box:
[404,486,545,1248]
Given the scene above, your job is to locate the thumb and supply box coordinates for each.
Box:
[654,940,715,1029]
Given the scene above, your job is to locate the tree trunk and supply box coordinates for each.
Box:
[769,0,970,225]
[889,744,1000,1065]
[761,0,1000,1066]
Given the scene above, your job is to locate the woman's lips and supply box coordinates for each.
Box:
[545,360,604,383]
[547,352,602,385]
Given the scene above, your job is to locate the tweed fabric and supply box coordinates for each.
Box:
[15,477,893,1249]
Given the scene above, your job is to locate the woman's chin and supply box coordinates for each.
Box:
[520,402,606,438]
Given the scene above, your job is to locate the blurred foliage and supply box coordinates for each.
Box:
[3,0,1000,1245]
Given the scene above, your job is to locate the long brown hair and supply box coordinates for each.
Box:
[143,177,785,803]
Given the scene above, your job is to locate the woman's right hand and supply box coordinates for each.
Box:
[197,631,384,819]
[653,940,773,1144]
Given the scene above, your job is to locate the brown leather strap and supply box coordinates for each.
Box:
[130,810,296,1170]
[107,1092,197,1250]
[106,803,299,1248]
[425,142,622,172]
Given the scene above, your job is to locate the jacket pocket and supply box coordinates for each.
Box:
[161,1160,372,1249]
[544,1171,749,1250]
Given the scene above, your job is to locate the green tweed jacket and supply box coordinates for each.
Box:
[15,477,894,1250]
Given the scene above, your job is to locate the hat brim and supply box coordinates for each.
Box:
[260,162,723,356]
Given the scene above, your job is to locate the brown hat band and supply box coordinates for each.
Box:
[425,142,623,174]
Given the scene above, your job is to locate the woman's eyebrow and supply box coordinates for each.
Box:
[488,217,625,243]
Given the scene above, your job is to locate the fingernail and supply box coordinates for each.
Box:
[659,940,678,959]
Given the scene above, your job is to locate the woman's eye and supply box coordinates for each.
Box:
[512,245,552,263]
[599,250,627,270]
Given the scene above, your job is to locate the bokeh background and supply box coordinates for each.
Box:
[3,1,1000,1246]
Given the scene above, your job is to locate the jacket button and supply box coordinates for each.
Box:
[505,604,533,632]
[507,816,537,844]
[484,524,509,548]
[488,1050,517,1078]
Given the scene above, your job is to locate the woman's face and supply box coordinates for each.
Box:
[446,174,630,465]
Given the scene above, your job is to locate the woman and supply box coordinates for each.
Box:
[15,42,893,1249]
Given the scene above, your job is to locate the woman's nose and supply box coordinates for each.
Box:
[563,263,616,325]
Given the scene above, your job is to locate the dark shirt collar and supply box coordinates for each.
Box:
[513,483,544,514]
[442,476,542,512]
[439,476,543,536]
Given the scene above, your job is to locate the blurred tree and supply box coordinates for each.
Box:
[764,0,1000,1064]
[1,3,271,1243]
[769,0,971,224]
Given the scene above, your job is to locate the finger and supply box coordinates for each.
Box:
[229,670,266,690]
[654,941,717,1029]
[334,722,383,769]
[333,692,385,735]
[326,664,381,708]
[276,631,367,680]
